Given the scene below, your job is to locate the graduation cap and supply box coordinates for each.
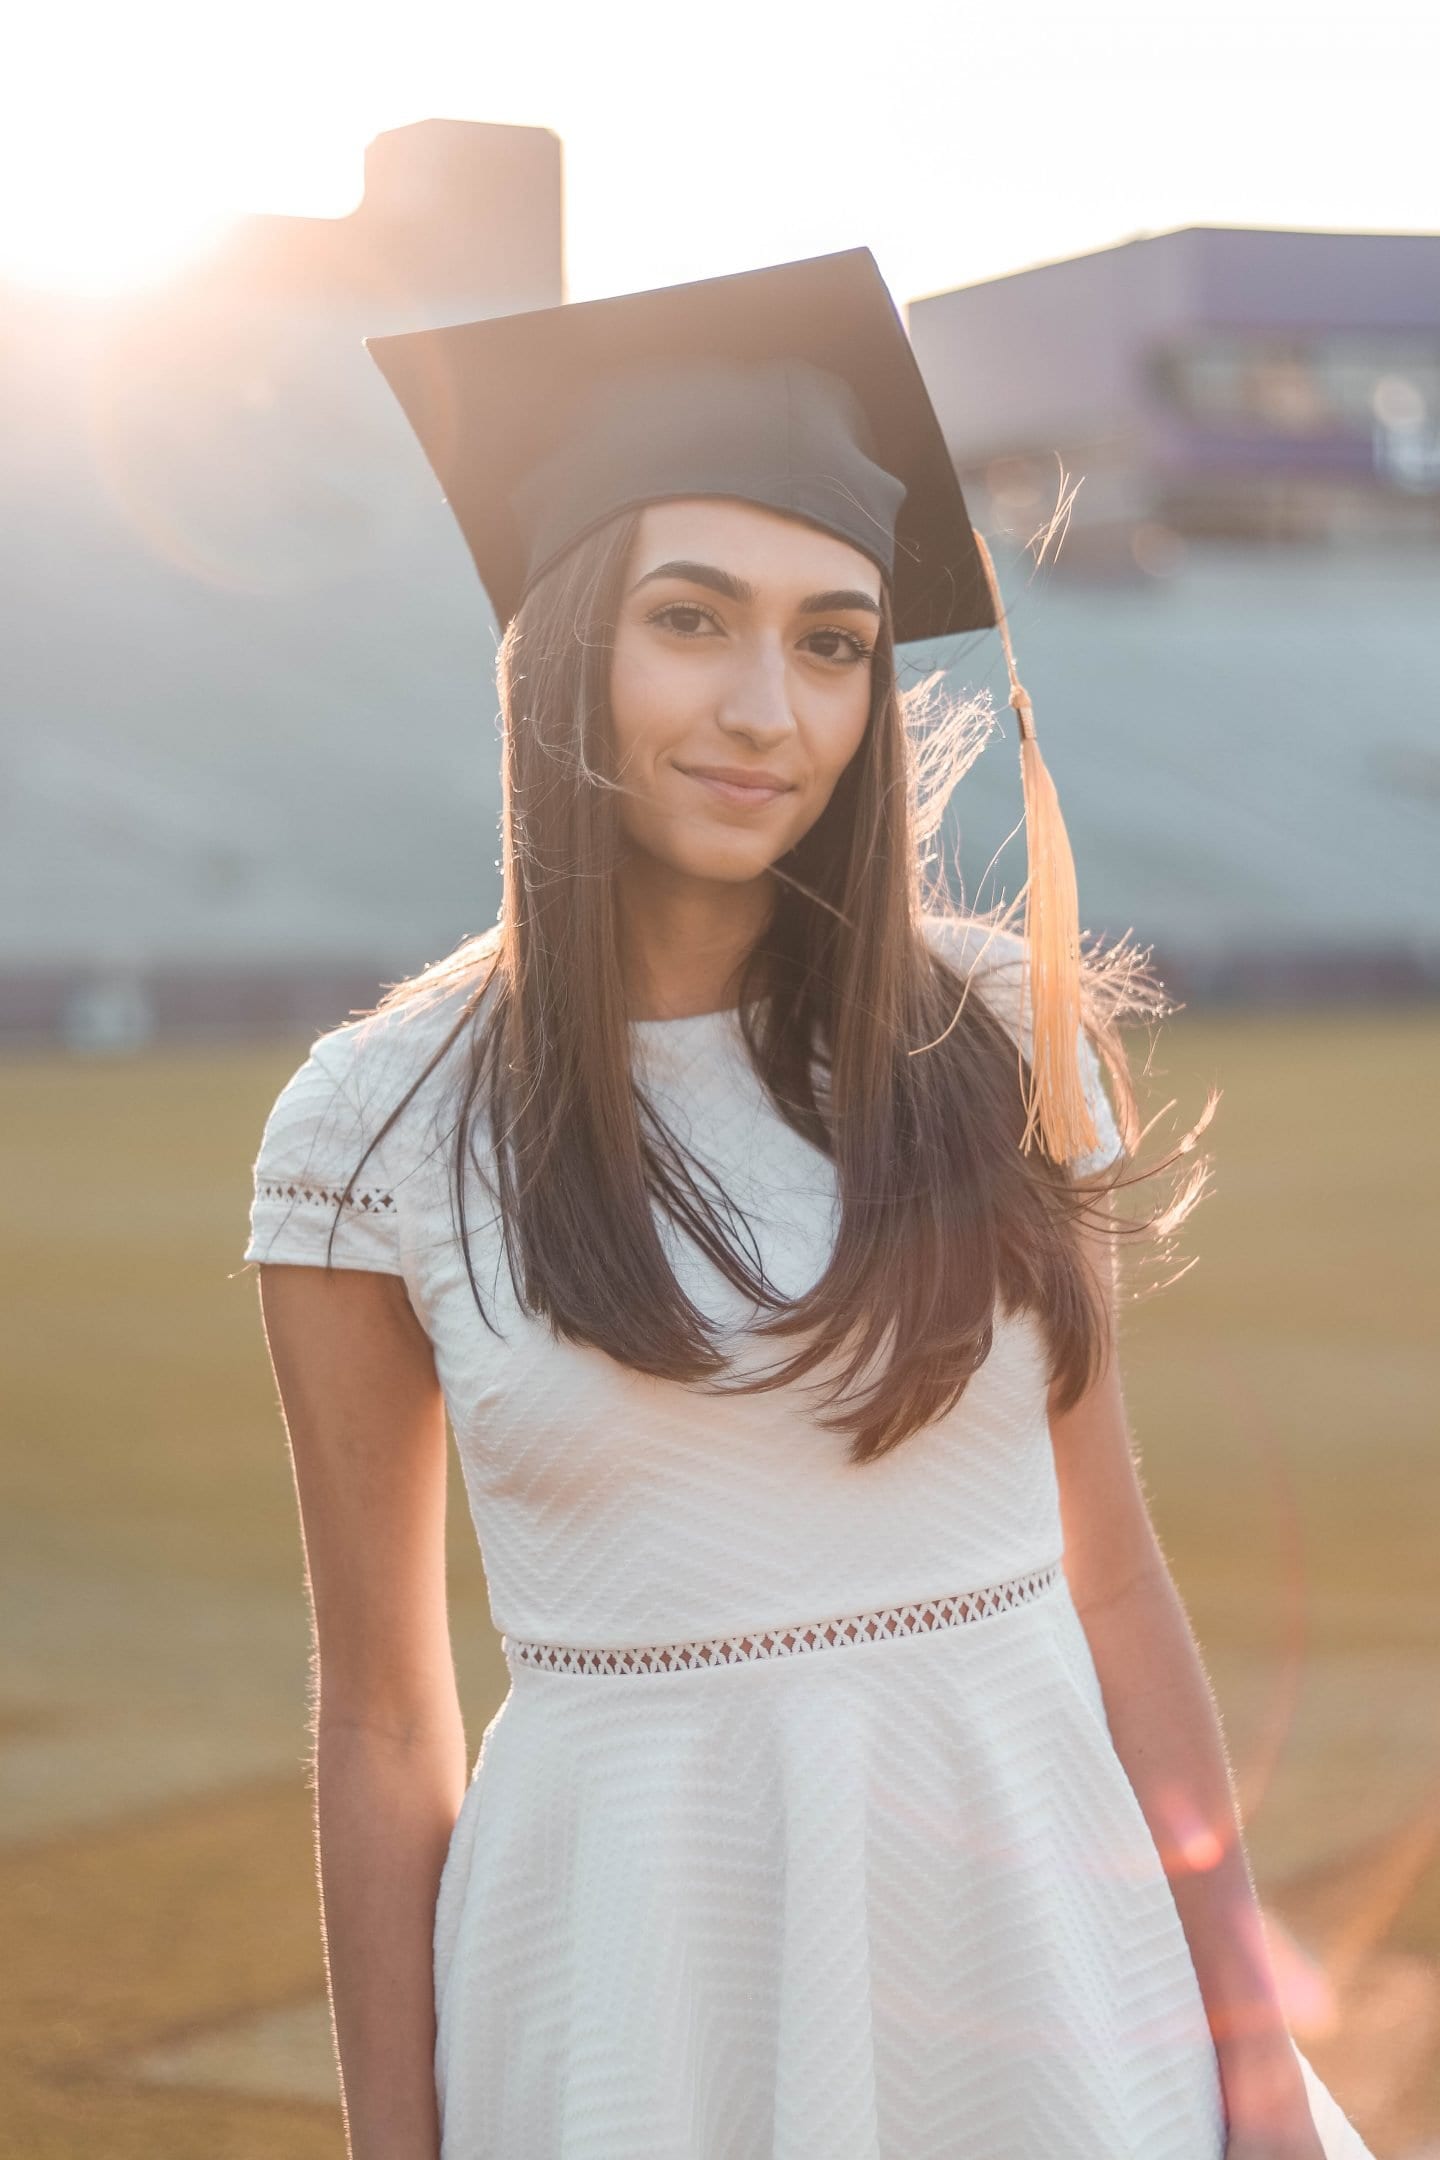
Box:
[365,247,1104,1169]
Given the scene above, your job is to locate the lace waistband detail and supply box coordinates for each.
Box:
[503,1560,1064,1676]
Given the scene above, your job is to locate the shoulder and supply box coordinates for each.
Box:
[918,910,1031,1045]
[243,963,493,1273]
[295,930,504,1125]
[919,910,1027,978]
[919,911,1122,1174]
[312,986,474,1136]
[263,980,474,1153]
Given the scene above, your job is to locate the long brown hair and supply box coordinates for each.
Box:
[325,506,1213,1463]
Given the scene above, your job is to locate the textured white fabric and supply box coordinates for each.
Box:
[243,920,1374,2160]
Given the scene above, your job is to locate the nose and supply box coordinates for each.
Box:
[715,634,797,751]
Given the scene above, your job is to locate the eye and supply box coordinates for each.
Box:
[643,602,873,665]
[803,627,874,666]
[646,601,723,638]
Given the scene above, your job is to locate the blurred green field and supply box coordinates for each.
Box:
[1,1008,1437,2156]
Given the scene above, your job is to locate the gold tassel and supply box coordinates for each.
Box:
[971,529,1099,1166]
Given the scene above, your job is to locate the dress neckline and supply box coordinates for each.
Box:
[627,1000,762,1034]
[630,1006,742,1032]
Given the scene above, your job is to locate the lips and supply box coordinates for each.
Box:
[678,765,796,807]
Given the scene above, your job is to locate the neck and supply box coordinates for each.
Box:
[615,854,776,1021]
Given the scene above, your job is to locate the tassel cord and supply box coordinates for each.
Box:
[969,530,1101,1167]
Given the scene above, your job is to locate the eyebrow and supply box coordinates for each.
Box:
[628,558,881,617]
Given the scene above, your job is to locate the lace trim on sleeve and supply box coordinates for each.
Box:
[255,1178,397,1217]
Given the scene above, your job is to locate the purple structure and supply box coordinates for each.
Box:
[908,226,1440,578]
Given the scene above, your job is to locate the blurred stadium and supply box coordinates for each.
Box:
[2,118,1436,2157]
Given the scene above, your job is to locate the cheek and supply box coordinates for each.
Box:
[609,639,697,766]
[805,679,873,794]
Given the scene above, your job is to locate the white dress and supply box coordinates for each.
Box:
[243,921,1375,2160]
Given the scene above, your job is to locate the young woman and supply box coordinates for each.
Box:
[244,251,1375,2159]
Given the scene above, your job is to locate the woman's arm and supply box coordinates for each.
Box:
[1048,1201,1322,2153]
[257,1261,468,2160]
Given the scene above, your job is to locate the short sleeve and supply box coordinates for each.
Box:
[989,992,1125,1179]
[922,914,1125,1179]
[1068,1026,1125,1179]
[242,1029,406,1275]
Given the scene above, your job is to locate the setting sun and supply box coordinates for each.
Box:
[0,110,367,295]
[0,1,380,294]
[0,191,241,297]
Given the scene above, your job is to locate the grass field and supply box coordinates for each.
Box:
[1,1007,1437,2156]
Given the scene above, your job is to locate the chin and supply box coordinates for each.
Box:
[667,844,781,885]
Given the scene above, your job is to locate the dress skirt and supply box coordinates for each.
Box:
[431,1564,1373,2159]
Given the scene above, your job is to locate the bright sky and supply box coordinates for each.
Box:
[3,0,1437,303]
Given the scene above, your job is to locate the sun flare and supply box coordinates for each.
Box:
[1,190,242,297]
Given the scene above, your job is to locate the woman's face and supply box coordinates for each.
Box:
[608,497,882,887]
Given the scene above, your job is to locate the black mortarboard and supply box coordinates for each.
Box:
[364,246,997,644]
[365,246,1109,1172]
